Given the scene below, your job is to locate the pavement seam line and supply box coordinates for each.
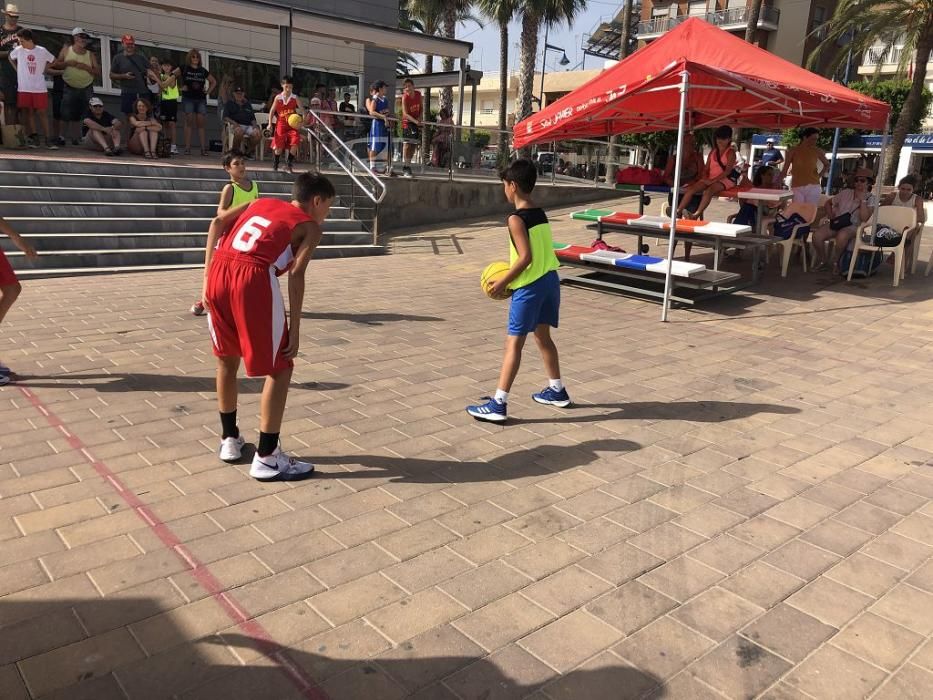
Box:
[17,384,332,700]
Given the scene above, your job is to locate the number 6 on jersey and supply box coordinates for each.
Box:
[231,215,272,252]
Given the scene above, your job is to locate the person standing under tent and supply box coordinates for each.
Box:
[781,127,828,205]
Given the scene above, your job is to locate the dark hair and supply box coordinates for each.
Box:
[293,172,336,203]
[753,165,773,188]
[801,127,819,139]
[500,159,537,194]
[222,153,245,169]
[372,80,387,91]
[280,75,293,85]
[17,29,32,41]
[713,125,732,141]
[899,174,917,187]
[403,78,414,86]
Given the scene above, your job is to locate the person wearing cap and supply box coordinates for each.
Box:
[781,127,829,205]
[109,35,148,124]
[223,86,260,157]
[52,28,100,146]
[0,3,21,124]
[82,96,122,156]
[810,166,877,273]
[759,138,783,169]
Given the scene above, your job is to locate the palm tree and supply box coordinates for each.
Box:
[810,0,933,184]
[745,0,763,43]
[439,0,476,113]
[478,0,518,159]
[408,0,445,154]
[607,0,635,182]
[515,0,588,142]
[399,0,426,75]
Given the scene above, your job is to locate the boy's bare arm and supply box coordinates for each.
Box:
[0,217,37,259]
[215,184,234,217]
[490,217,532,297]
[282,222,323,358]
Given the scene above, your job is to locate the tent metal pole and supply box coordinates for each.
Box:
[827,44,854,195]
[864,115,891,250]
[661,70,690,323]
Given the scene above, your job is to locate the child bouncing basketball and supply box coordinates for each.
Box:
[466,159,570,423]
[0,217,38,385]
[269,75,301,174]
[201,172,333,480]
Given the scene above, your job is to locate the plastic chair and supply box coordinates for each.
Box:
[255,113,271,161]
[847,205,916,286]
[770,203,816,277]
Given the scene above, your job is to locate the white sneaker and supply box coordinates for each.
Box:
[218,435,245,463]
[171,144,178,155]
[249,447,314,482]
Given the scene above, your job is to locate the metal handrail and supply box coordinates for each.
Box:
[302,111,387,205]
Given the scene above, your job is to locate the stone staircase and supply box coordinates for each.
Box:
[0,157,382,278]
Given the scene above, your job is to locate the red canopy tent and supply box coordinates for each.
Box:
[512,18,891,320]
[514,18,889,148]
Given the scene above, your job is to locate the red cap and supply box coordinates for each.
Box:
[121,35,135,45]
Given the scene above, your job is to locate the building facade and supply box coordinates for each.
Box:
[631,0,838,75]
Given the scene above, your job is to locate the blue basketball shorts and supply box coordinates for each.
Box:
[507,270,560,336]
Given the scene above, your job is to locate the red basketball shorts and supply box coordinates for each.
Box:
[205,252,292,377]
[0,249,18,286]
[17,92,48,110]
[271,125,300,151]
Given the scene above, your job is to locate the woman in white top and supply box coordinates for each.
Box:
[811,166,876,272]
[881,174,927,265]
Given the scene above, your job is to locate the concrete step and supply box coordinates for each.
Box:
[11,244,386,277]
[0,170,301,193]
[6,217,368,235]
[0,202,355,218]
[0,157,308,182]
[0,186,296,205]
[2,230,372,252]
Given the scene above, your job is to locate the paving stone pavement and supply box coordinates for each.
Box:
[1,194,933,699]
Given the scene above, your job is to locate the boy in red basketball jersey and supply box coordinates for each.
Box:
[201,172,335,481]
[269,75,301,174]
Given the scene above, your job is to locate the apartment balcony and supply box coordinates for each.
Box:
[857,45,933,76]
[637,6,780,40]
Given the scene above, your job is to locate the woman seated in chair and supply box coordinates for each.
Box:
[663,131,703,214]
[675,125,738,220]
[880,174,926,262]
[810,167,876,273]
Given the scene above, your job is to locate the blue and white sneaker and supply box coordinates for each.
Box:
[466,397,508,423]
[532,386,572,408]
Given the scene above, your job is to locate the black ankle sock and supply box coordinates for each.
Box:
[257,431,279,457]
[273,154,280,168]
[220,411,238,439]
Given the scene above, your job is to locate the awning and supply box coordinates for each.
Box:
[395,70,484,90]
[514,18,889,148]
[133,0,473,59]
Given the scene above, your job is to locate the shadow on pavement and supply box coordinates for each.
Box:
[309,438,640,483]
[509,400,799,426]
[301,311,444,325]
[1,598,665,699]
[14,373,350,394]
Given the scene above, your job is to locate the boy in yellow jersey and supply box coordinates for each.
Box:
[192,153,259,316]
[467,159,570,423]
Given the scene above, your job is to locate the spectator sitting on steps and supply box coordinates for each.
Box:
[128,97,161,159]
[82,96,122,155]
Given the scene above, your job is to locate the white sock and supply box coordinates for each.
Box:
[549,378,564,392]
[494,389,508,404]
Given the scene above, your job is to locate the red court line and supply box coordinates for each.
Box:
[18,386,330,700]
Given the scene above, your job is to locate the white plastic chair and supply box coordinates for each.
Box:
[255,113,271,161]
[847,205,916,286]
[770,203,817,277]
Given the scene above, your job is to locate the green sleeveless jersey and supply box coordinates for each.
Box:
[508,207,560,290]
